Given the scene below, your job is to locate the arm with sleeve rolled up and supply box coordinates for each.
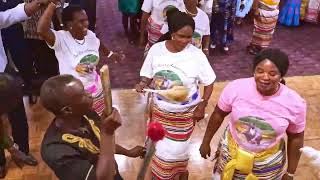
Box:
[0,0,49,29]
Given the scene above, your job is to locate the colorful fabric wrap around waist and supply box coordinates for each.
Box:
[222,132,281,180]
[261,0,279,6]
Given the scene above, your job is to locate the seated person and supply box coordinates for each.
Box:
[40,75,146,180]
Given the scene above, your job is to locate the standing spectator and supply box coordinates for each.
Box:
[138,0,185,52]
[210,0,238,53]
[0,0,34,94]
[246,0,280,55]
[118,0,142,44]
[24,0,59,100]
[0,0,55,177]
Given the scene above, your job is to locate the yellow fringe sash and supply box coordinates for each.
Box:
[222,132,280,180]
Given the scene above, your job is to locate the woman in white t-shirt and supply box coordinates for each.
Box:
[138,0,185,51]
[136,9,216,180]
[161,1,211,56]
[37,4,122,116]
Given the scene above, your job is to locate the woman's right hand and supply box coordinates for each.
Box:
[199,142,211,159]
[135,81,147,93]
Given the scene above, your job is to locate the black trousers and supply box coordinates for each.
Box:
[0,67,29,166]
[1,24,34,88]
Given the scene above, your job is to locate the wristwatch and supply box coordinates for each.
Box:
[285,172,294,178]
[200,99,208,106]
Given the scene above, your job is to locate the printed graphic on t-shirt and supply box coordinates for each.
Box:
[192,31,202,48]
[75,54,99,75]
[235,116,277,150]
[151,70,193,103]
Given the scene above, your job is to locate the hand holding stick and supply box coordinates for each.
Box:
[137,122,165,180]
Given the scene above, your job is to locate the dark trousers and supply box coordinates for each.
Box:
[27,39,59,78]
[1,24,34,88]
[0,67,29,166]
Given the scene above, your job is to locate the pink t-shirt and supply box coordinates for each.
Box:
[218,78,306,153]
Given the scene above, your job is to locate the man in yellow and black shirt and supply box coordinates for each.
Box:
[40,75,146,180]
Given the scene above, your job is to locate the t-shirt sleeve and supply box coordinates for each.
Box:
[41,144,96,180]
[141,0,153,13]
[287,100,307,134]
[197,53,216,86]
[47,29,62,50]
[217,81,238,112]
[139,46,155,78]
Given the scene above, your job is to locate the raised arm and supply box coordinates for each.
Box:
[37,1,60,47]
[0,0,49,29]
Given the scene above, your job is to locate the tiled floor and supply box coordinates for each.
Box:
[2,75,320,180]
[96,0,320,89]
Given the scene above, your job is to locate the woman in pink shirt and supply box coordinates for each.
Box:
[200,48,306,180]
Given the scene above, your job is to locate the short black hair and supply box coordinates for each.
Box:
[62,5,83,25]
[253,48,289,77]
[0,73,21,109]
[40,75,77,115]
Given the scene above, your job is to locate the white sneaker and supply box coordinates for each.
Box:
[210,44,216,49]
[223,46,229,51]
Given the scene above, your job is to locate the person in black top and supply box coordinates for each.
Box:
[40,74,146,180]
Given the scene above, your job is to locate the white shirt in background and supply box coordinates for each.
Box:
[0,3,28,72]
[161,8,210,48]
[141,0,185,25]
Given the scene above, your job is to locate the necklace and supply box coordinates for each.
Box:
[186,8,197,17]
[74,37,85,45]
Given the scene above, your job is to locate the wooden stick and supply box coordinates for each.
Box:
[100,65,113,115]
[100,65,116,174]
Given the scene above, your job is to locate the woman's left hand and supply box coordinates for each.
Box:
[281,173,293,180]
[192,102,206,125]
[109,52,125,63]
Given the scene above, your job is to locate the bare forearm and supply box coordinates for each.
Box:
[96,133,115,180]
[202,35,210,50]
[99,43,111,57]
[287,132,304,174]
[202,107,228,144]
[115,144,130,156]
[202,83,213,102]
[37,3,55,35]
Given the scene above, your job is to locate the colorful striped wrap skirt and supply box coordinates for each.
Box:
[151,106,195,180]
[145,17,163,54]
[213,129,286,180]
[251,1,279,48]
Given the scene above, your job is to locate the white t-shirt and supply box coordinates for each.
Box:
[140,41,216,112]
[141,0,185,25]
[48,30,102,92]
[160,8,210,49]
[199,0,213,15]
